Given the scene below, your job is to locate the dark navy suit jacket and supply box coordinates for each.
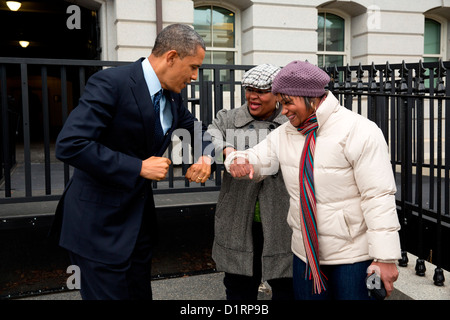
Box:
[52,58,210,264]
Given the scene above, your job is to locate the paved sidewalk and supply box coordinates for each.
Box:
[17,272,273,300]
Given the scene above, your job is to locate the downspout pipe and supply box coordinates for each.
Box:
[156,0,162,34]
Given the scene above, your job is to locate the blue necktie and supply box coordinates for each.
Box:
[153,90,164,148]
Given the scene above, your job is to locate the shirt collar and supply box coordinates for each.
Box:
[141,58,162,97]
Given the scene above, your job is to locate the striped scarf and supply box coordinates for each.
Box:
[297,113,327,294]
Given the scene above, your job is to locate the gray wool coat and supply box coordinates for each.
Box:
[208,103,293,281]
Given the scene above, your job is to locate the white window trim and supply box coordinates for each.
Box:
[193,1,241,65]
[317,9,351,66]
[424,14,447,61]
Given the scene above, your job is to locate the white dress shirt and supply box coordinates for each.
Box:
[141,58,173,134]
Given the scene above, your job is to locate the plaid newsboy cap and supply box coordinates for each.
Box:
[241,64,281,90]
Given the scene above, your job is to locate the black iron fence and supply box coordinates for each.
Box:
[327,60,450,283]
[1,57,449,280]
[0,57,253,204]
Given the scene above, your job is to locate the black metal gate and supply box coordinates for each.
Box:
[1,57,449,278]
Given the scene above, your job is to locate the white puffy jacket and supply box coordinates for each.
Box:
[225,91,401,265]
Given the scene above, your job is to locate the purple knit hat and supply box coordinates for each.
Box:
[272,60,330,97]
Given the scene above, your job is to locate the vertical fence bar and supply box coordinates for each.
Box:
[367,63,377,122]
[398,61,410,264]
[181,87,189,113]
[79,66,86,95]
[168,143,174,189]
[329,65,340,103]
[1,65,12,197]
[445,64,450,219]
[387,62,397,175]
[429,66,436,211]
[356,63,363,115]
[240,85,246,106]
[60,65,68,121]
[432,60,446,286]
[406,65,414,204]
[415,62,426,273]
[41,65,51,195]
[384,64,391,141]
[201,71,212,124]
[229,69,235,111]
[21,63,32,197]
[60,65,70,186]
[377,65,387,139]
[441,62,450,279]
[213,67,222,126]
[197,68,204,118]
[189,83,197,118]
[435,78,444,281]
[344,64,352,110]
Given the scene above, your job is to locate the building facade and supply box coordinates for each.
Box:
[81,0,450,67]
[1,0,448,160]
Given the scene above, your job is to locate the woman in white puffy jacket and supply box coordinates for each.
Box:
[225,61,401,300]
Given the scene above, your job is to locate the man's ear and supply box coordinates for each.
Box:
[165,50,178,66]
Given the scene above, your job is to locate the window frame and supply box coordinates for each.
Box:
[317,10,350,67]
[193,3,241,65]
[423,15,447,62]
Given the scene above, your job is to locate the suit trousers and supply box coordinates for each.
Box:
[68,210,154,300]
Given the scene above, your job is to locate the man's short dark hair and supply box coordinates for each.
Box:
[152,24,206,59]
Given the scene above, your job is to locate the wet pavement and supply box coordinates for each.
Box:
[16,271,276,300]
[0,156,221,299]
[17,272,229,300]
[0,199,218,299]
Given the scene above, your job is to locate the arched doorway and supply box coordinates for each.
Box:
[0,0,100,59]
[0,0,101,141]
[0,1,102,177]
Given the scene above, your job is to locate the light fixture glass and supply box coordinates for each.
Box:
[19,40,29,48]
[6,1,21,11]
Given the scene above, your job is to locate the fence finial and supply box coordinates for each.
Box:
[383,61,392,91]
[368,62,377,91]
[435,59,446,95]
[415,258,426,276]
[356,63,364,92]
[433,268,445,286]
[344,64,351,90]
[415,59,426,95]
[398,250,409,267]
[398,60,409,93]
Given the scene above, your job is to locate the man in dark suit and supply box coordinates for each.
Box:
[53,24,212,299]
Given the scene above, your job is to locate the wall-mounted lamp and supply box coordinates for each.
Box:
[19,40,29,48]
[6,1,22,11]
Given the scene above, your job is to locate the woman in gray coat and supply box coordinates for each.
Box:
[208,64,293,300]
